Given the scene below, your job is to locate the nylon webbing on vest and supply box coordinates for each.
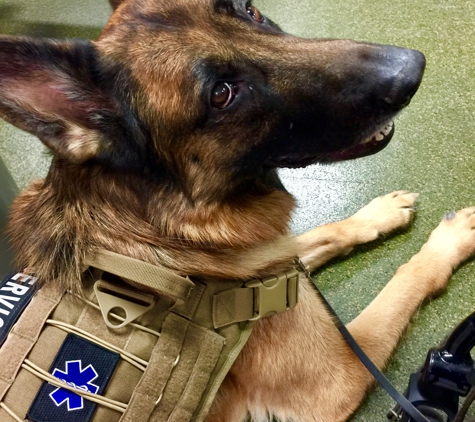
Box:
[0,253,301,422]
[121,313,225,422]
[85,250,195,302]
[0,283,63,403]
[212,268,300,328]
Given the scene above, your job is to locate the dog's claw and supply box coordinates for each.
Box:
[444,210,457,221]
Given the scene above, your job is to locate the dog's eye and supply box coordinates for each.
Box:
[211,82,237,109]
[247,5,265,23]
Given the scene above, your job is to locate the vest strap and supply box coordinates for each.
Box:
[85,250,195,302]
[212,267,300,328]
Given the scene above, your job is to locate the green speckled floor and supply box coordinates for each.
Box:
[1,0,475,420]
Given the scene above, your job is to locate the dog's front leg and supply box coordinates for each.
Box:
[346,206,475,370]
[312,207,475,421]
[208,208,475,422]
[296,191,418,271]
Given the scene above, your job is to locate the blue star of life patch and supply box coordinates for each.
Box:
[27,333,120,422]
[50,360,100,411]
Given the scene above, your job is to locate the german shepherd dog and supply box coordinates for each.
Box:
[2,0,475,420]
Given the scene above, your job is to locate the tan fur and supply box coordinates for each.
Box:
[2,0,473,421]
[208,198,475,422]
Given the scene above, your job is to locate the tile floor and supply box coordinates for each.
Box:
[1,0,475,420]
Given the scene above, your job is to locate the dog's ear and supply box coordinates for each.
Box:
[109,0,124,10]
[0,37,125,164]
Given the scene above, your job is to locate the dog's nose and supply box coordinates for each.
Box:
[376,46,426,109]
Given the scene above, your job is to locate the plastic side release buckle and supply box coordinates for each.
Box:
[245,268,299,320]
[94,280,155,329]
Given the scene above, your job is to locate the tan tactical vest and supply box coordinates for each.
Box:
[0,250,301,422]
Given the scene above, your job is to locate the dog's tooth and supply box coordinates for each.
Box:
[381,121,394,136]
[361,120,394,146]
[361,137,372,145]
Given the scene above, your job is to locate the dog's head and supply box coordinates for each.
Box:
[1,0,425,284]
[0,0,424,201]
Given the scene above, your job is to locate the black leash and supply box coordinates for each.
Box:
[298,261,431,422]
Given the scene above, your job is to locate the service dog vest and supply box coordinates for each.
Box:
[0,250,300,422]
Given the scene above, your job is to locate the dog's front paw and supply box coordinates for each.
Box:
[423,207,475,268]
[350,191,418,241]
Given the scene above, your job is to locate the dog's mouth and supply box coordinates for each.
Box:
[323,120,395,162]
[272,120,395,168]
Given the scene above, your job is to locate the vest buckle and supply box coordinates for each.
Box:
[245,268,299,320]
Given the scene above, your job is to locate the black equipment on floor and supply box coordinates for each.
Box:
[389,312,475,422]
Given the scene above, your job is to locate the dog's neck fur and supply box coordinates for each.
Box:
[8,159,297,291]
